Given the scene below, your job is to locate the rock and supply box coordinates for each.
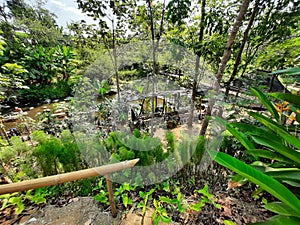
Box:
[43,109,51,113]
[64,97,72,101]
[25,197,119,225]
[43,99,51,104]
[14,107,23,113]
[0,104,10,109]
[26,217,38,223]
[51,112,66,118]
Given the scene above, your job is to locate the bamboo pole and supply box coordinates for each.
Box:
[0,159,139,195]
[106,175,117,217]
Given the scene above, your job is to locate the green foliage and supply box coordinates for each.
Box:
[0,189,47,215]
[21,45,77,86]
[0,145,17,164]
[114,182,136,208]
[19,80,73,101]
[174,133,202,168]
[213,87,300,223]
[257,38,300,70]
[105,131,167,167]
[118,69,144,81]
[165,130,175,153]
[209,150,300,213]
[150,183,220,225]
[194,184,220,209]
[4,3,60,48]
[137,188,155,214]
[32,130,82,176]
[250,87,279,122]
[0,134,30,163]
[152,199,172,225]
[0,193,24,215]
[0,33,27,101]
[93,179,109,205]
[166,0,191,26]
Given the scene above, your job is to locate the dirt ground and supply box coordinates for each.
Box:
[9,197,178,225]
[3,178,271,225]
[5,191,270,225]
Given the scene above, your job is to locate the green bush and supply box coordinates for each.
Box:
[19,80,72,101]
[33,130,82,176]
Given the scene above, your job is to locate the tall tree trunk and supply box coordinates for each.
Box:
[147,0,157,134]
[146,0,166,134]
[112,19,120,103]
[188,0,206,128]
[200,0,251,136]
[225,0,260,98]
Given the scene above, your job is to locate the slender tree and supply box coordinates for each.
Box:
[200,0,251,135]
[225,0,260,98]
[76,0,136,102]
[188,0,206,128]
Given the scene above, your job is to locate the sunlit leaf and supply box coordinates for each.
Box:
[251,135,300,165]
[249,112,300,150]
[250,87,279,122]
[269,93,300,108]
[208,150,300,213]
[226,123,255,150]
[250,215,300,225]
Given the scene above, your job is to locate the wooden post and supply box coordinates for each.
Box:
[106,175,117,217]
[0,159,139,195]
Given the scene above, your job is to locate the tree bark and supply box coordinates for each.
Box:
[225,0,260,98]
[146,0,166,134]
[200,0,251,136]
[188,0,206,128]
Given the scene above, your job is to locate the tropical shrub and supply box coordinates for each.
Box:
[211,86,300,224]
[19,80,73,101]
[0,32,28,102]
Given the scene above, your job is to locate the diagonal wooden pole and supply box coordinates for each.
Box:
[0,159,139,195]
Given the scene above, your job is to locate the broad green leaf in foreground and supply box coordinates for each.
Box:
[265,168,300,185]
[208,150,300,214]
[231,123,275,138]
[251,135,300,165]
[250,215,300,225]
[249,112,300,150]
[269,93,300,108]
[250,87,279,122]
[245,149,294,164]
[271,67,300,76]
[226,123,255,150]
[264,202,299,217]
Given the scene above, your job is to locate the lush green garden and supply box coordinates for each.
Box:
[0,0,299,224]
